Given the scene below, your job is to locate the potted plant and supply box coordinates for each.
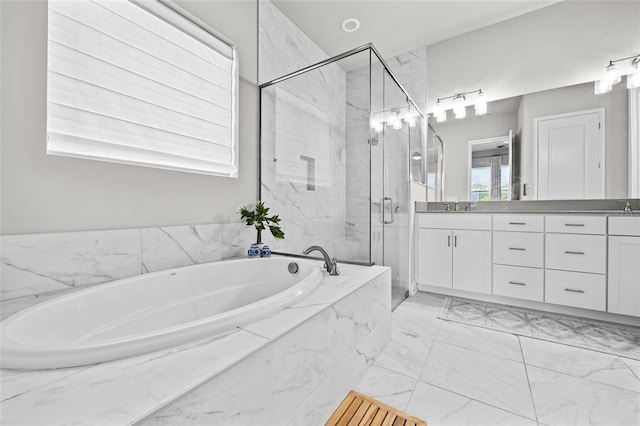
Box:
[239,201,284,256]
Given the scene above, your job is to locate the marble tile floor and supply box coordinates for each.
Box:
[354,292,640,426]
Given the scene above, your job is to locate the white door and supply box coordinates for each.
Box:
[452,230,492,294]
[417,228,452,288]
[536,109,604,199]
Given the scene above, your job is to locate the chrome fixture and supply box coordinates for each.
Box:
[433,89,487,122]
[595,54,640,94]
[618,200,633,212]
[442,202,451,212]
[303,246,340,275]
[464,202,476,212]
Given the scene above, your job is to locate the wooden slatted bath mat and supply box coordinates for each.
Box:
[326,391,427,426]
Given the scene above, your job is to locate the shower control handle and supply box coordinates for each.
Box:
[383,196,394,224]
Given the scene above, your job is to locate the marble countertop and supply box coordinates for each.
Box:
[0,260,390,425]
[415,200,640,215]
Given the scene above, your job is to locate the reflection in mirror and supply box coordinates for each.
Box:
[429,80,635,201]
[468,132,512,202]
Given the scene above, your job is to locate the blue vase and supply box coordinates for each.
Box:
[261,245,271,257]
[247,243,261,257]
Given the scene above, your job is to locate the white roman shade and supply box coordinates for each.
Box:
[47,0,238,177]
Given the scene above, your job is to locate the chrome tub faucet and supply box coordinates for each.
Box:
[303,245,340,275]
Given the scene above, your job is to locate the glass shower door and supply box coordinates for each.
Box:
[381,70,411,290]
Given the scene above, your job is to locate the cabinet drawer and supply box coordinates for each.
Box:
[493,265,544,302]
[493,215,544,232]
[493,232,544,268]
[545,234,606,274]
[545,215,606,235]
[417,214,492,230]
[545,270,606,311]
[609,216,640,236]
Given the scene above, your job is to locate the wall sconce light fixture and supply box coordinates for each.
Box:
[432,89,486,122]
[595,54,640,94]
[370,106,419,133]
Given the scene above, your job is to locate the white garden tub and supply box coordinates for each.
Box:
[1,257,322,369]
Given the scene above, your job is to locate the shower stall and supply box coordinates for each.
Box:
[259,44,425,291]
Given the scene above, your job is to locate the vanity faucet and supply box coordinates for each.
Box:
[442,202,451,212]
[303,245,340,276]
[618,200,632,212]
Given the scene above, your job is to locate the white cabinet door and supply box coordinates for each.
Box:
[453,230,492,294]
[417,228,453,288]
[608,236,640,317]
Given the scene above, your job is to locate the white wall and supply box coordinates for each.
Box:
[425,1,640,112]
[0,0,259,235]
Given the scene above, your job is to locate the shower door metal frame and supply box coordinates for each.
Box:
[258,43,425,266]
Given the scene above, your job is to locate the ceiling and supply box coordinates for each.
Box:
[270,1,640,113]
[271,0,560,59]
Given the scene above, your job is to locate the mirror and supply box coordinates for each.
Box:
[424,1,639,202]
[429,78,635,202]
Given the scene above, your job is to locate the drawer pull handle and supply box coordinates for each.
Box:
[447,235,451,247]
[509,247,526,251]
[509,222,526,225]
[508,281,526,286]
[564,288,585,294]
[564,223,585,227]
[564,251,585,255]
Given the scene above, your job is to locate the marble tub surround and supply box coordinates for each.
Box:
[0,222,256,318]
[1,262,391,425]
[417,199,640,213]
[355,292,640,426]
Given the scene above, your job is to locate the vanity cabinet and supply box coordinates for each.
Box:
[492,215,544,302]
[416,214,492,294]
[543,215,607,311]
[416,212,637,317]
[608,217,640,317]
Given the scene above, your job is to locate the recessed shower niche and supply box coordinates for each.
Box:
[259,44,426,290]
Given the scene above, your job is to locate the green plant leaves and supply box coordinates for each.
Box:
[239,201,285,240]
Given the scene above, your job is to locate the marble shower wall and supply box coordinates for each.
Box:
[259,0,348,258]
[258,0,330,85]
[0,223,256,317]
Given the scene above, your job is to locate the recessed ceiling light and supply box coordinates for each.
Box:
[341,18,360,33]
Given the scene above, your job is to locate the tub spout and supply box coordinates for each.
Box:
[303,245,340,276]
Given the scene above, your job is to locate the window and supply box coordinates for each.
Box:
[47,0,238,177]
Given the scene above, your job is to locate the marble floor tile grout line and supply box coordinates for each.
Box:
[406,303,445,413]
[518,335,541,425]
[415,380,541,424]
[621,359,640,382]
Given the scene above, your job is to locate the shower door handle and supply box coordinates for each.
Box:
[383,196,394,224]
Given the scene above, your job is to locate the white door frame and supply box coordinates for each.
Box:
[467,134,512,201]
[629,87,640,198]
[533,108,605,200]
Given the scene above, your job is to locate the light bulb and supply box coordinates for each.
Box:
[474,91,487,115]
[392,117,403,130]
[453,95,466,119]
[594,79,612,95]
[606,63,621,86]
[435,111,447,123]
[434,100,444,117]
[627,62,640,89]
[387,111,398,128]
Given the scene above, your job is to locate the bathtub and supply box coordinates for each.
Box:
[1,257,322,370]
